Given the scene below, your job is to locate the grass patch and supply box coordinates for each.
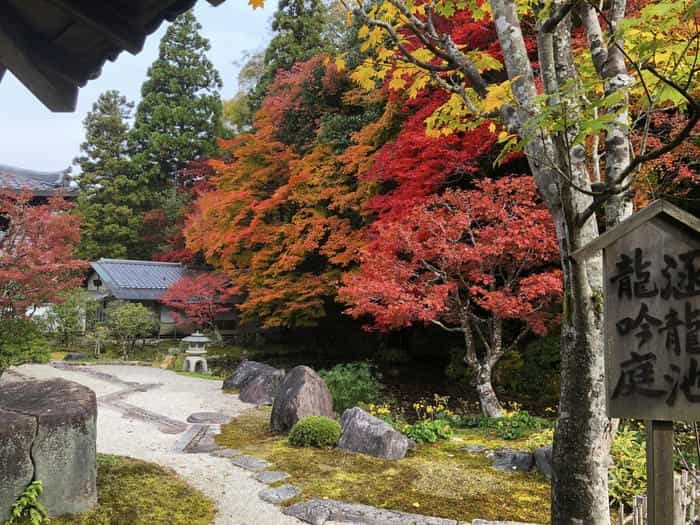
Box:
[51,454,216,525]
[176,370,223,381]
[215,408,550,523]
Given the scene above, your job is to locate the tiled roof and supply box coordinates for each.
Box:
[0,164,76,197]
[90,259,189,301]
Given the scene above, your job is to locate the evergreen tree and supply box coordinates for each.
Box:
[75,90,145,259]
[249,0,332,112]
[130,11,223,194]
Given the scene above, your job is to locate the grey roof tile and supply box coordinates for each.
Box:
[90,259,189,301]
[0,164,76,197]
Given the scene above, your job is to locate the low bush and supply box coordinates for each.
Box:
[319,362,382,413]
[458,409,552,440]
[288,416,341,448]
[403,420,452,444]
[609,427,646,506]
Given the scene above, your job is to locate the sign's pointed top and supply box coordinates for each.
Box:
[573,200,700,263]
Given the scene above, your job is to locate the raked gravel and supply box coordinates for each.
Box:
[6,363,303,525]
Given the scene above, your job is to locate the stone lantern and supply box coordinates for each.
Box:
[182,332,211,374]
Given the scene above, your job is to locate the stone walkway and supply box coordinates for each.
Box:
[6,363,302,525]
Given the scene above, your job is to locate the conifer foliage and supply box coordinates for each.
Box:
[130,11,223,195]
[75,90,145,259]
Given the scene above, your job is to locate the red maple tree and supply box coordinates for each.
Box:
[340,177,563,416]
[161,272,238,339]
[0,192,87,320]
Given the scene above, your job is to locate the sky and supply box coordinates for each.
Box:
[0,2,277,172]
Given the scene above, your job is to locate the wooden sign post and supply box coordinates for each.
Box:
[574,201,700,525]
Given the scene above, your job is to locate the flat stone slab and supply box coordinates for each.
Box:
[210,448,242,458]
[259,484,301,504]
[284,498,465,525]
[255,470,290,484]
[187,412,230,424]
[231,454,271,472]
[472,521,541,525]
[459,445,487,453]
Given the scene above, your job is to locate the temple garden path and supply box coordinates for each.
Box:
[1,363,304,525]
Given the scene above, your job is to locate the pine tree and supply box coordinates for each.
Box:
[249,0,332,112]
[75,90,146,259]
[130,11,223,194]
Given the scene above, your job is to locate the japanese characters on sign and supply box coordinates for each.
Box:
[605,218,700,420]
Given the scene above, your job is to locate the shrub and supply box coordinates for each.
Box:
[319,362,382,413]
[458,409,553,440]
[288,416,341,448]
[496,330,561,406]
[403,420,452,444]
[609,427,646,506]
[105,301,157,359]
[526,428,554,450]
[0,318,49,379]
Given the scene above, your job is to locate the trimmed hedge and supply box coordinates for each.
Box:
[288,416,341,448]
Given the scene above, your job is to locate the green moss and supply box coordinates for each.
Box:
[215,409,550,523]
[51,455,216,525]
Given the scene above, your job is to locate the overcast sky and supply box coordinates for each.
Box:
[0,2,276,172]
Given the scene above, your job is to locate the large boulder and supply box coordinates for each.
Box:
[0,378,97,519]
[338,407,410,460]
[239,368,285,406]
[270,366,333,434]
[0,408,36,523]
[223,360,279,391]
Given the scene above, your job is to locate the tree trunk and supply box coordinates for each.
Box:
[552,243,612,524]
[476,364,504,418]
[461,319,505,418]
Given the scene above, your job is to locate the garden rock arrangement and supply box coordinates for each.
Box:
[223,360,280,390]
[271,366,334,433]
[489,448,534,472]
[222,360,285,406]
[239,368,285,405]
[338,407,411,460]
[0,378,97,520]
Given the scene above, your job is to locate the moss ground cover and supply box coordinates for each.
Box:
[51,455,216,525]
[215,408,550,523]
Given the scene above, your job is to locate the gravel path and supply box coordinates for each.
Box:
[8,363,303,525]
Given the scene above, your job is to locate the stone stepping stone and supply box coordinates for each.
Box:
[459,445,486,453]
[472,520,536,525]
[284,498,464,525]
[187,412,230,424]
[231,455,271,472]
[254,470,290,484]
[259,484,301,504]
[210,448,242,458]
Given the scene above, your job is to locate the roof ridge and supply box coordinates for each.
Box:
[97,258,183,267]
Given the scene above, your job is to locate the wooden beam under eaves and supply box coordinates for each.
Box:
[0,4,93,87]
[0,8,78,111]
[45,0,146,55]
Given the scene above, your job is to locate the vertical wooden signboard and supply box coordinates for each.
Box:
[574,201,700,525]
